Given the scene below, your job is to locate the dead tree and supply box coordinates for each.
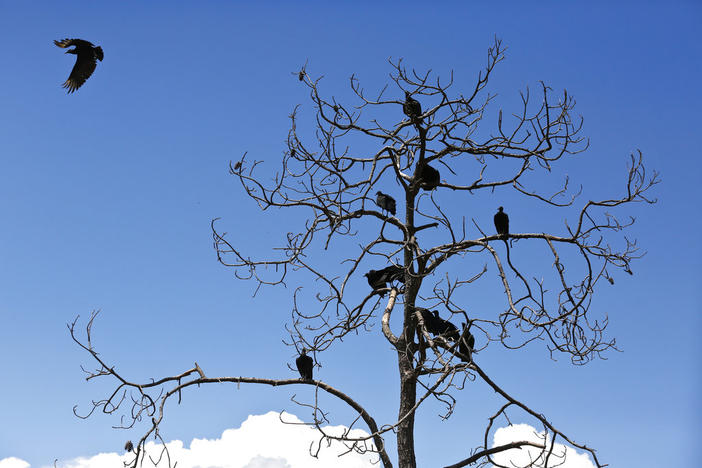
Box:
[70,38,658,468]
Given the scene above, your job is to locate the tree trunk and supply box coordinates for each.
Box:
[397,182,419,468]
[397,347,417,468]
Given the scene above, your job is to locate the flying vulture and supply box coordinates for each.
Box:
[375,191,397,216]
[403,91,422,123]
[458,322,476,363]
[494,206,509,238]
[296,349,314,381]
[418,163,440,191]
[54,38,103,93]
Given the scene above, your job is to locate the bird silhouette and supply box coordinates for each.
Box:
[432,310,459,341]
[296,349,314,381]
[364,269,387,294]
[54,38,103,93]
[364,265,404,296]
[494,206,509,238]
[403,91,422,123]
[417,163,440,190]
[416,308,441,335]
[417,309,460,341]
[124,440,134,452]
[375,191,397,216]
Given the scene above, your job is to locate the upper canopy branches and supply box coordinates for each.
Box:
[213,37,658,365]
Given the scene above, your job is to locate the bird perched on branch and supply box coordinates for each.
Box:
[494,206,509,238]
[124,440,134,452]
[416,308,441,335]
[296,349,313,381]
[364,265,404,296]
[432,310,459,341]
[364,269,387,293]
[54,38,103,93]
[417,309,459,341]
[417,163,440,191]
[375,191,397,216]
[403,91,422,123]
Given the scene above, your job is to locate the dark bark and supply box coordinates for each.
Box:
[397,351,417,468]
[396,171,420,468]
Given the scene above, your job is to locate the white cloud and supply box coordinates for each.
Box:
[491,424,596,468]
[0,458,31,468]
[242,456,291,468]
[25,412,376,468]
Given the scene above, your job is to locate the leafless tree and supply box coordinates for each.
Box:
[70,38,658,468]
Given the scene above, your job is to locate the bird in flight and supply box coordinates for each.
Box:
[54,38,103,93]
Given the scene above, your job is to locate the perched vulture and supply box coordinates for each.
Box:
[418,163,440,191]
[494,206,509,238]
[416,308,441,335]
[403,91,422,123]
[364,265,404,296]
[458,322,476,363]
[364,269,387,293]
[54,38,103,93]
[375,191,397,216]
[380,265,405,284]
[124,440,134,452]
[432,310,460,341]
[417,309,460,340]
[296,349,314,381]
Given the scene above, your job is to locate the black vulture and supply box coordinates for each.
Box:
[379,265,405,284]
[54,38,103,93]
[416,308,441,335]
[296,349,314,381]
[403,91,422,123]
[375,191,397,216]
[432,310,460,341]
[364,265,404,296]
[364,269,387,294]
[494,206,509,238]
[124,440,134,452]
[418,163,440,191]
[458,322,476,363]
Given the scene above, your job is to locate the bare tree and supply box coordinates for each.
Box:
[70,38,658,468]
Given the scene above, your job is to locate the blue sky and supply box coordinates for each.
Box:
[0,1,700,467]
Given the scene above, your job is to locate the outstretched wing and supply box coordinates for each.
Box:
[62,53,98,93]
[54,38,94,49]
[54,38,101,93]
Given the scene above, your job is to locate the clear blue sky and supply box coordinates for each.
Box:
[0,1,700,467]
